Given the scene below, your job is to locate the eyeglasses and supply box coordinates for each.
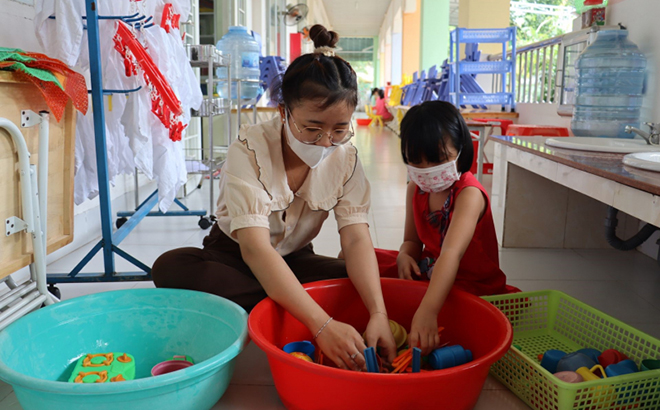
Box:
[287,109,355,146]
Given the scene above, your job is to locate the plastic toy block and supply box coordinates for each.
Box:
[412,347,422,373]
[68,353,135,383]
[364,347,379,373]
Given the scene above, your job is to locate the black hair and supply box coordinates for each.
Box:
[400,101,474,173]
[377,89,385,99]
[281,25,358,110]
[371,88,379,97]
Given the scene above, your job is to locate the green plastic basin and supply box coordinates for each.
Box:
[0,288,248,410]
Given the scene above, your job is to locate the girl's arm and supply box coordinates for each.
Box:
[237,227,369,371]
[409,186,486,354]
[397,181,424,279]
[340,223,397,362]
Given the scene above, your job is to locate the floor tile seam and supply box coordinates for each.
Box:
[229,381,276,387]
[0,390,12,402]
[617,280,660,311]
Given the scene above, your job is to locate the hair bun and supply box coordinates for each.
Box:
[309,24,339,49]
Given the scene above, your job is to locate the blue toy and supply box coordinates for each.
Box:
[364,347,379,373]
[412,347,422,373]
[283,341,315,362]
[605,359,638,377]
[540,350,567,374]
[429,345,473,370]
[556,352,597,373]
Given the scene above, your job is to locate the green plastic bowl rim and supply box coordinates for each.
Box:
[0,289,249,395]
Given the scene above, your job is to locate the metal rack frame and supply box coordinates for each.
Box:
[185,45,232,229]
[1,112,56,330]
[46,1,210,289]
[450,27,517,112]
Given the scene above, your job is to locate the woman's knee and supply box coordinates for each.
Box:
[152,247,204,287]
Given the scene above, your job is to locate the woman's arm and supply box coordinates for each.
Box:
[237,226,369,371]
[340,223,386,315]
[340,223,397,362]
[237,227,328,330]
[397,182,424,279]
[409,186,486,354]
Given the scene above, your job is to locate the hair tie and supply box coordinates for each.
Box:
[314,46,336,57]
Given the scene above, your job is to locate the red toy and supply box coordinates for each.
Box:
[113,21,186,142]
[597,349,629,369]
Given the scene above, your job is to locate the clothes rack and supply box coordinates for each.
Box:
[46,0,205,294]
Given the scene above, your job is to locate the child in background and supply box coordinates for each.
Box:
[374,88,394,122]
[375,101,519,354]
[370,87,379,106]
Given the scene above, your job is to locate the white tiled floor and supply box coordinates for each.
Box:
[1,125,660,409]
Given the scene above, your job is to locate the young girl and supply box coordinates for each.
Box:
[373,89,394,122]
[375,101,519,354]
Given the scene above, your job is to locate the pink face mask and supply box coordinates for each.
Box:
[406,152,461,193]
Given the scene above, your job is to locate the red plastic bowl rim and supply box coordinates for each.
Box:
[248,278,513,382]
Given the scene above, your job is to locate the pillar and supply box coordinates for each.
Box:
[402,0,421,79]
[420,0,450,72]
[373,36,380,88]
[458,0,511,55]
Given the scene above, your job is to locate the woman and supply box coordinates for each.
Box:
[152,25,397,371]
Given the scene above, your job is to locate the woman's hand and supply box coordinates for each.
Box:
[396,253,421,280]
[363,313,397,364]
[408,308,440,356]
[315,319,368,371]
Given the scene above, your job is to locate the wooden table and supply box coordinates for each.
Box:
[490,135,660,249]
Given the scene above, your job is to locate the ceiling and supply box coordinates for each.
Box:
[320,0,392,37]
[320,0,460,37]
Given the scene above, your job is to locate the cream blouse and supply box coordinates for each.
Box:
[215,116,371,256]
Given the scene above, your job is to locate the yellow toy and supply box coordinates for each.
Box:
[575,365,616,408]
[68,353,135,383]
[363,320,408,349]
[289,352,313,363]
[389,320,408,349]
[365,105,383,128]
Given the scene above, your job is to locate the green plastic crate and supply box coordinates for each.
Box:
[482,290,660,410]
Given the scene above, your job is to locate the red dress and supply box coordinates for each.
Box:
[375,172,519,296]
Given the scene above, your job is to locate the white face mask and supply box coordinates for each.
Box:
[284,114,338,169]
[406,152,462,193]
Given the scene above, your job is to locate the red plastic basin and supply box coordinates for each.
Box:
[248,278,512,410]
[356,118,372,126]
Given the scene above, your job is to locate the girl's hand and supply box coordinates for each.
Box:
[396,253,421,280]
[315,319,368,371]
[363,313,397,364]
[408,308,440,356]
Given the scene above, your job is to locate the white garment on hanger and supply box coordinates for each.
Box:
[34,1,85,67]
[73,20,138,204]
[142,25,194,212]
[121,88,154,180]
[36,1,200,212]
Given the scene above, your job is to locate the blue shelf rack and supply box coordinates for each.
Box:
[46,0,206,288]
[449,27,517,112]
